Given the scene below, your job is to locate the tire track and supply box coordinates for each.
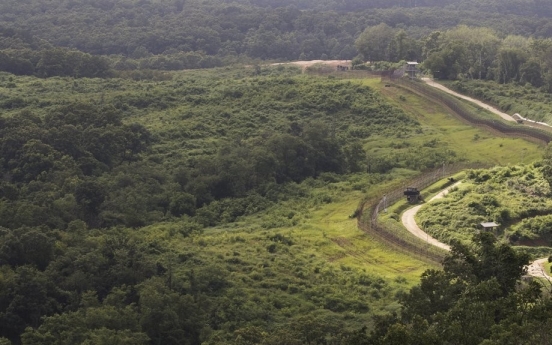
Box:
[401,182,552,282]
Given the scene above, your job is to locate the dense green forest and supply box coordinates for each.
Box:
[417,164,552,251]
[0,65,550,345]
[1,0,552,344]
[2,0,552,77]
[0,66,454,344]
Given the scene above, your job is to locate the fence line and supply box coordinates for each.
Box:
[357,162,488,263]
[385,77,552,145]
[306,69,393,79]
[306,72,549,261]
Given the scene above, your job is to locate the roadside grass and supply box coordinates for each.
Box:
[411,164,552,259]
[377,173,467,258]
[438,79,552,125]
[203,170,436,286]
[362,78,542,165]
[349,77,547,264]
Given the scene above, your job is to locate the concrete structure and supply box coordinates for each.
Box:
[480,222,499,232]
[406,61,419,79]
[404,187,421,203]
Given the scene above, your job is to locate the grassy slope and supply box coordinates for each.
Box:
[0,69,434,281]
[364,78,542,165]
[160,74,546,299]
[1,69,547,337]
[376,77,552,261]
[414,164,552,258]
[440,79,552,124]
[352,77,545,260]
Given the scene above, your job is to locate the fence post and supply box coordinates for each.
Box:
[358,162,488,263]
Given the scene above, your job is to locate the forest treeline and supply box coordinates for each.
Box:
[362,233,552,345]
[0,69,449,344]
[2,0,552,78]
[354,25,552,94]
[0,72,424,231]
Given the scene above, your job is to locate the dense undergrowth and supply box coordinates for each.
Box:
[0,63,549,344]
[0,66,451,344]
[416,164,552,257]
[448,79,552,124]
[0,66,456,232]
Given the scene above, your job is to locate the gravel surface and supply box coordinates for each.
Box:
[401,181,551,281]
[422,78,516,122]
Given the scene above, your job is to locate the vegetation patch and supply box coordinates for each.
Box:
[416,164,552,256]
[447,79,552,124]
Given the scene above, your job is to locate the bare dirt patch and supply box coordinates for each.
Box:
[330,237,353,248]
[271,60,351,72]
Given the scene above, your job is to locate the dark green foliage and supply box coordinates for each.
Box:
[418,164,552,247]
[0,69,430,344]
[368,235,550,345]
[0,46,111,78]
[1,2,551,344]
[0,227,54,270]
[2,0,552,78]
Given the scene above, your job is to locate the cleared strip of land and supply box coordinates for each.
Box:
[401,182,552,282]
[422,78,516,122]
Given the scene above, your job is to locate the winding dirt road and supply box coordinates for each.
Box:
[400,182,461,251]
[401,182,552,282]
[422,78,516,122]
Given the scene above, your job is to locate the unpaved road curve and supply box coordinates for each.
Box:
[527,258,552,281]
[400,182,461,251]
[422,78,516,123]
[402,204,450,250]
[270,60,351,72]
[401,182,552,282]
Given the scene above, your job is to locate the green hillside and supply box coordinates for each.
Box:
[1,0,552,336]
[416,164,552,256]
[0,56,550,344]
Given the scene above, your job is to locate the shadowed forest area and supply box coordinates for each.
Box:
[0,1,552,344]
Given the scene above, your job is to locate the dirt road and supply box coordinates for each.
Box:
[271,60,350,72]
[401,182,552,282]
[527,258,552,281]
[401,182,461,251]
[422,78,516,122]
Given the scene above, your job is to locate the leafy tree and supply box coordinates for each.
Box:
[344,142,367,173]
[370,233,534,345]
[138,277,204,345]
[494,48,527,84]
[74,180,106,226]
[442,26,500,79]
[169,193,196,217]
[355,23,395,62]
[0,266,60,342]
[423,41,467,79]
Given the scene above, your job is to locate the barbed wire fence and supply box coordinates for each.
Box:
[384,77,552,145]
[357,162,489,264]
[304,70,549,262]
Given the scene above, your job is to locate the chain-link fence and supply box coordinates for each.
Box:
[357,163,488,263]
[385,77,552,144]
[306,69,393,79]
